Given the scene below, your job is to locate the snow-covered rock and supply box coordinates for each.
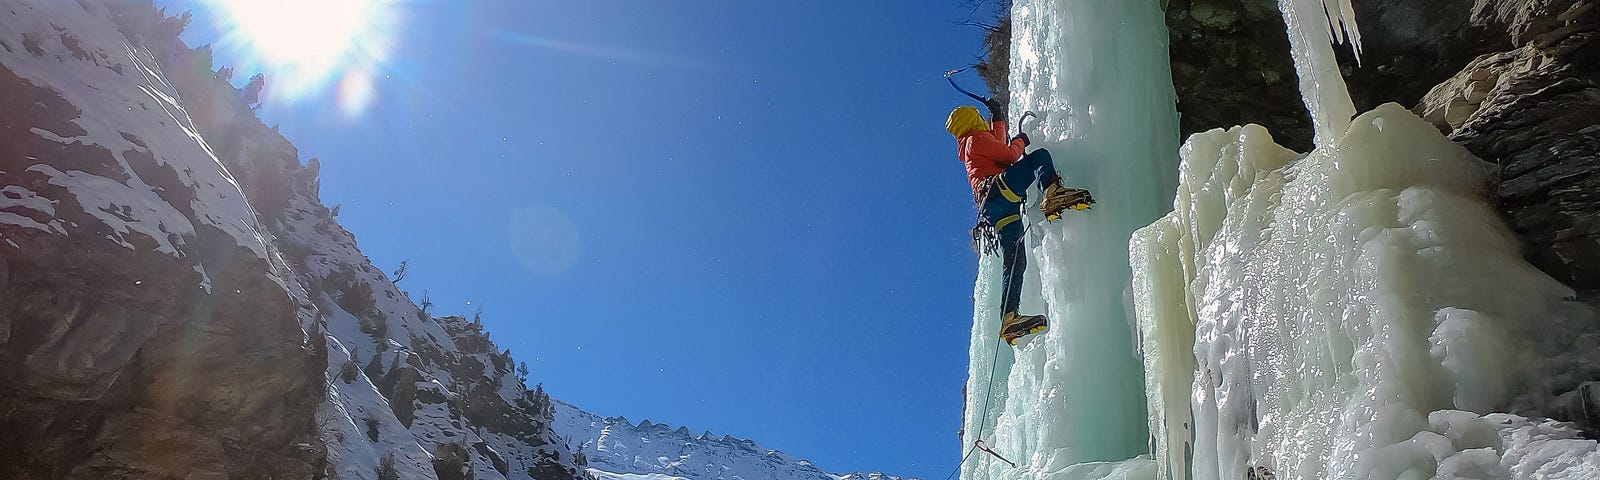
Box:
[554,401,913,480]
[269,93,587,480]
[0,1,586,478]
[0,1,323,478]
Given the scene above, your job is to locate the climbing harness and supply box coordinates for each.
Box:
[970,172,1026,256]
[974,440,1017,468]
[940,335,1016,480]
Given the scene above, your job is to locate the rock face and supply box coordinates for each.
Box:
[1165,0,1312,151]
[1167,0,1600,292]
[1416,0,1600,290]
[0,1,590,479]
[0,1,321,478]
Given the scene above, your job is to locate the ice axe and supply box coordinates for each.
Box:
[973,439,1017,468]
[1016,110,1043,148]
[946,67,1037,132]
[944,67,989,104]
[1016,110,1039,135]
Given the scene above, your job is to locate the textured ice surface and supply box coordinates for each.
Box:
[958,0,1180,479]
[980,1,1600,480]
[1132,102,1600,480]
[1125,0,1600,477]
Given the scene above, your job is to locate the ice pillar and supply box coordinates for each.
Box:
[960,0,1180,478]
[1278,0,1360,145]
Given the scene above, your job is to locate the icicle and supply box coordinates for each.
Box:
[1278,0,1358,148]
[1331,0,1364,59]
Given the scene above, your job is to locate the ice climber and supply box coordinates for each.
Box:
[949,98,1093,345]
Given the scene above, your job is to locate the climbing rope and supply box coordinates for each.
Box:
[939,66,1034,480]
[941,333,1009,480]
[974,440,1017,468]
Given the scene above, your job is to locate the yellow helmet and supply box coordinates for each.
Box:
[946,106,989,138]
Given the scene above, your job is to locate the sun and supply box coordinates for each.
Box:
[211,0,397,111]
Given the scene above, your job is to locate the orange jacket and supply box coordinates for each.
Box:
[958,121,1027,200]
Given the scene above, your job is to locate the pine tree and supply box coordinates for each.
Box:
[242,73,265,107]
[191,44,214,73]
[375,452,399,480]
[431,442,474,480]
[157,10,191,40]
[530,383,552,416]
[392,260,409,283]
[419,290,432,318]
[339,358,360,384]
[364,351,385,380]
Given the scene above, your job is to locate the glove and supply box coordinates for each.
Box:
[1013,132,1031,147]
[982,97,1006,121]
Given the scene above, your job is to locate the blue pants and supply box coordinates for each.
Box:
[979,149,1058,314]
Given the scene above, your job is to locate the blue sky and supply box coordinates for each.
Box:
[162,1,1002,477]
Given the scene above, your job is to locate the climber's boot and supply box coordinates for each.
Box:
[1041,181,1095,220]
[999,311,1049,345]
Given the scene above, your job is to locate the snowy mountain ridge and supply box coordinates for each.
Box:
[553,401,912,480]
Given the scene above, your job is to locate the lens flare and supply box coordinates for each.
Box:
[507,205,581,275]
[210,0,398,113]
[336,67,376,117]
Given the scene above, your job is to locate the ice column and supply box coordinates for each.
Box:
[1278,0,1359,145]
[959,0,1180,479]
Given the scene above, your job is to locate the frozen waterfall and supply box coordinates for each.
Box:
[960,1,1600,480]
[958,0,1178,479]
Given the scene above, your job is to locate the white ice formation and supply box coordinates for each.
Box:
[960,1,1600,480]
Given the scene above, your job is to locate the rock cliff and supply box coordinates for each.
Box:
[0,1,588,478]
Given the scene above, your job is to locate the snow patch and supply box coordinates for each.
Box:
[555,401,910,480]
[0,0,270,259]
[0,184,65,234]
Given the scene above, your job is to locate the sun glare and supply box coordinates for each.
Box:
[212,0,397,110]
